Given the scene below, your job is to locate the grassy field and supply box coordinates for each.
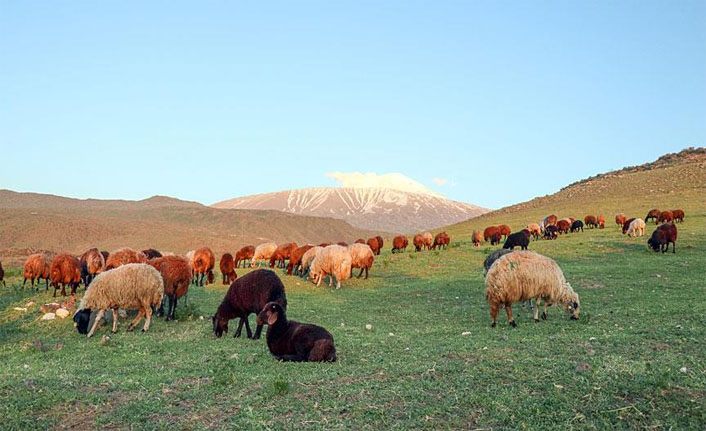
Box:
[1,211,705,429]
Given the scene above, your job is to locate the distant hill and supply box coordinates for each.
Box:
[212,187,488,233]
[0,190,374,266]
[442,147,706,238]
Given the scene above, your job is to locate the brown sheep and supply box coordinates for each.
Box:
[366,237,381,255]
[543,215,558,227]
[490,232,502,246]
[472,230,484,247]
[148,255,192,320]
[648,223,678,253]
[483,226,500,242]
[193,247,216,286]
[431,232,450,250]
[615,213,627,228]
[497,225,511,239]
[269,242,298,269]
[671,209,684,223]
[287,245,314,276]
[219,253,237,285]
[80,248,105,286]
[337,241,349,247]
[622,217,636,234]
[421,232,433,250]
[49,253,81,297]
[556,219,571,234]
[234,245,255,268]
[105,247,147,270]
[584,215,598,228]
[348,243,374,279]
[413,234,425,252]
[658,210,673,224]
[597,214,605,229]
[392,235,408,253]
[354,238,366,244]
[23,253,51,290]
[375,236,384,253]
[645,208,661,224]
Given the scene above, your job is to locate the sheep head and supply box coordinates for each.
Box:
[561,286,580,320]
[212,315,228,337]
[257,302,284,327]
[73,309,92,335]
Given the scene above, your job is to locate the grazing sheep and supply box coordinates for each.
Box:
[269,242,298,269]
[50,253,81,297]
[485,251,580,327]
[472,230,484,247]
[645,208,661,224]
[490,232,503,246]
[142,248,163,260]
[392,235,408,253]
[192,247,216,286]
[348,243,374,279]
[432,232,450,250]
[413,234,425,252]
[251,242,277,268]
[648,223,677,253]
[80,248,105,287]
[543,215,558,227]
[318,243,332,247]
[556,219,571,234]
[584,215,598,228]
[615,213,627,229]
[526,223,541,241]
[73,263,164,337]
[421,232,433,250]
[354,238,366,244]
[234,245,255,268]
[543,225,559,240]
[483,226,500,242]
[337,241,349,247]
[257,302,336,362]
[23,253,51,290]
[219,253,237,285]
[483,249,514,274]
[622,218,636,234]
[366,237,381,256]
[309,245,352,289]
[100,250,109,262]
[503,230,530,250]
[185,250,195,268]
[105,247,147,270]
[497,225,511,240]
[299,246,323,279]
[375,236,384,254]
[148,256,192,321]
[0,261,4,288]
[672,209,685,223]
[597,215,605,229]
[626,218,646,237]
[571,220,584,233]
[287,245,314,276]
[658,210,674,224]
[212,269,287,339]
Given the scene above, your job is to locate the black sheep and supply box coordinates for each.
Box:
[503,230,530,250]
[212,269,287,339]
[483,249,513,273]
[543,225,559,240]
[570,220,584,233]
[142,248,163,260]
[257,302,337,362]
[490,232,502,246]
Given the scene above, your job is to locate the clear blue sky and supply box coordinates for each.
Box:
[1,1,704,209]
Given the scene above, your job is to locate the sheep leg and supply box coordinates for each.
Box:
[111,309,119,333]
[489,303,499,327]
[243,317,253,339]
[86,310,105,338]
[142,306,153,332]
[364,267,369,279]
[167,294,177,321]
[253,322,264,340]
[127,309,145,331]
[534,299,541,322]
[234,318,244,337]
[22,278,27,289]
[357,268,364,278]
[541,303,548,320]
[505,305,516,327]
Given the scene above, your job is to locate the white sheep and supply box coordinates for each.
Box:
[250,242,278,268]
[627,218,646,237]
[310,245,352,289]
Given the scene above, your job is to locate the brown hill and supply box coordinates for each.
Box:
[0,191,375,266]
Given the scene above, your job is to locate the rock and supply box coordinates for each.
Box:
[41,313,56,321]
[462,331,472,336]
[680,366,688,373]
[13,307,28,312]
[365,324,373,331]
[40,303,60,313]
[100,335,110,345]
[55,308,70,319]
[118,309,127,318]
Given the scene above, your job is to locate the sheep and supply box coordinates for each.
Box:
[645,208,661,224]
[658,210,674,224]
[348,243,374,279]
[485,250,580,327]
[257,302,336,362]
[526,223,541,241]
[287,245,314,276]
[212,269,287,339]
[0,261,4,288]
[366,237,381,255]
[570,220,584,233]
[483,226,500,242]
[337,241,349,247]
[543,225,559,240]
[432,232,450,250]
[543,214,558,227]
[622,218,636,234]
[483,249,513,274]
[234,245,255,268]
[309,245,352,289]
[597,214,605,229]
[23,253,51,290]
[318,243,332,247]
[105,247,147,270]
[354,238,366,244]
[100,250,109,262]
[269,242,298,269]
[584,215,598,229]
[556,219,571,234]
[490,232,503,246]
[251,242,277,268]
[648,223,677,253]
[375,236,384,254]
[148,255,192,321]
[672,209,685,223]
[299,246,323,279]
[49,253,81,297]
[391,235,408,253]
[413,234,425,252]
[79,248,105,286]
[219,253,237,285]
[503,230,530,250]
[421,232,433,250]
[497,225,511,240]
[73,263,164,337]
[626,218,646,237]
[142,248,163,260]
[185,249,195,268]
[615,213,627,229]
[192,247,216,286]
[472,230,484,247]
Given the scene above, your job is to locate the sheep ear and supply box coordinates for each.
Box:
[267,312,278,326]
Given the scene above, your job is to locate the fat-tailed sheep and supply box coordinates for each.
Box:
[192,247,216,286]
[148,255,192,321]
[251,242,277,268]
[626,218,646,237]
[105,247,147,270]
[50,253,81,297]
[472,230,483,247]
[309,245,352,289]
[23,253,51,290]
[348,243,374,279]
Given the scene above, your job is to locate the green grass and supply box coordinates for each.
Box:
[1,215,705,430]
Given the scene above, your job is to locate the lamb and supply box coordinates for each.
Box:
[148,255,192,321]
[309,245,352,289]
[483,249,513,274]
[73,263,164,337]
[432,232,450,250]
[23,253,51,290]
[366,237,381,255]
[497,225,511,240]
[584,215,598,228]
[287,245,314,276]
[234,245,255,268]
[658,210,674,224]
[543,225,559,240]
[556,219,571,234]
[257,302,336,362]
[348,243,374,279]
[49,253,81,297]
[672,209,685,223]
[597,214,605,229]
[142,248,163,259]
[626,218,646,237]
[502,230,530,250]
[526,223,541,241]
[192,247,216,286]
[219,253,237,285]
[571,220,584,233]
[485,250,580,327]
[472,230,484,247]
[251,242,277,268]
[105,247,147,270]
[645,208,661,224]
[299,246,323,279]
[269,242,298,269]
[79,248,105,286]
[375,236,384,254]
[391,235,408,253]
[622,218,636,234]
[483,226,500,242]
[212,269,287,339]
[647,223,677,253]
[615,213,627,228]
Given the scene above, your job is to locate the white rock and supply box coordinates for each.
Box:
[589,337,596,341]
[680,367,688,373]
[388,332,394,336]
[199,316,204,320]
[55,308,70,319]
[41,313,56,321]
[13,307,27,312]
[365,324,373,330]
[462,331,472,336]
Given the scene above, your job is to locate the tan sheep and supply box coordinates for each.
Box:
[348,243,374,279]
[251,242,278,268]
[485,250,580,327]
[105,247,147,270]
[300,246,323,278]
[471,230,483,247]
[626,218,646,237]
[310,245,352,289]
[421,232,433,250]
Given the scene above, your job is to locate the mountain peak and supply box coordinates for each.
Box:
[326,172,443,197]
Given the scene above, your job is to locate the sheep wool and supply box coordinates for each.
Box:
[310,245,352,289]
[251,242,277,268]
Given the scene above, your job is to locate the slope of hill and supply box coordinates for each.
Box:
[212,187,488,233]
[0,191,374,265]
[443,148,706,238]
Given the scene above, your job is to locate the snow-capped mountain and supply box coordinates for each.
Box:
[212,187,488,233]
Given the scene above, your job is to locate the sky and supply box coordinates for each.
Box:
[1,1,704,209]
